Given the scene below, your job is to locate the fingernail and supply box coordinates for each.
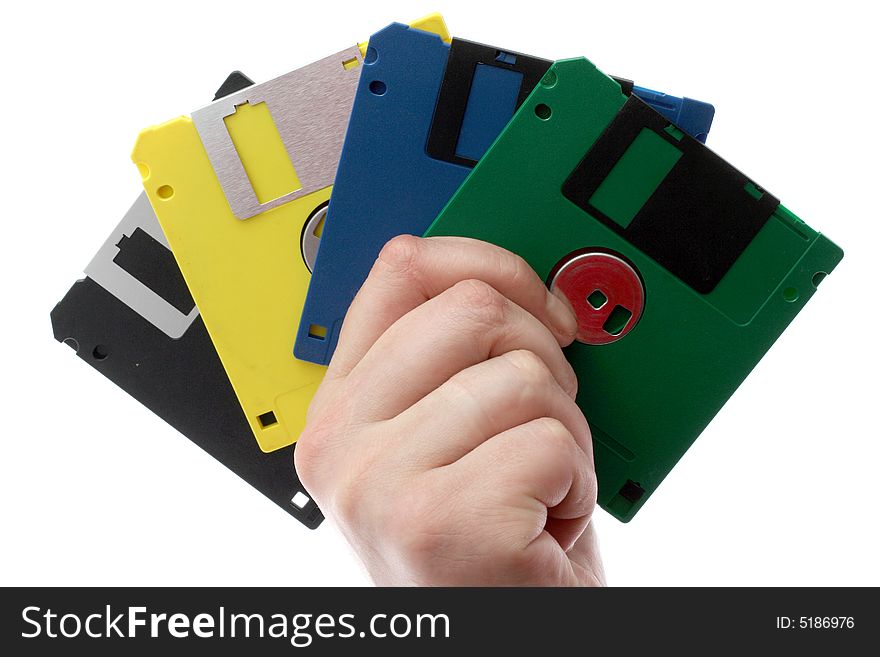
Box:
[546,289,578,342]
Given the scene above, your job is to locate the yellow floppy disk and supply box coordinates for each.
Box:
[133,15,451,452]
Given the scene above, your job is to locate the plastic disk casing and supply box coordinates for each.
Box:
[133,16,452,453]
[51,72,323,528]
[424,58,843,522]
[295,22,715,366]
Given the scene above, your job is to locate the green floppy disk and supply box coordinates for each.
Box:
[425,57,843,522]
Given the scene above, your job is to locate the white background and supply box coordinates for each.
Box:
[1,0,877,586]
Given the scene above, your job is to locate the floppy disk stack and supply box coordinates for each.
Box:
[52,13,842,527]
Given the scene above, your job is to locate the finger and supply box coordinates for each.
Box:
[327,235,578,380]
[445,417,597,546]
[343,280,578,422]
[567,521,606,586]
[389,349,591,468]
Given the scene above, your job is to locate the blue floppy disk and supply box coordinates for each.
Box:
[295,22,715,365]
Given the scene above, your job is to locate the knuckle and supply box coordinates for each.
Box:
[503,349,554,387]
[293,424,330,495]
[497,250,536,295]
[449,279,507,327]
[508,347,578,402]
[376,234,422,277]
[570,468,599,521]
[532,417,576,453]
[440,375,482,414]
[552,358,579,400]
[583,469,599,513]
[332,475,365,525]
[292,433,316,476]
[490,248,549,315]
[331,455,383,526]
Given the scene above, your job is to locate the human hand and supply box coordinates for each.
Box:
[296,235,604,586]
